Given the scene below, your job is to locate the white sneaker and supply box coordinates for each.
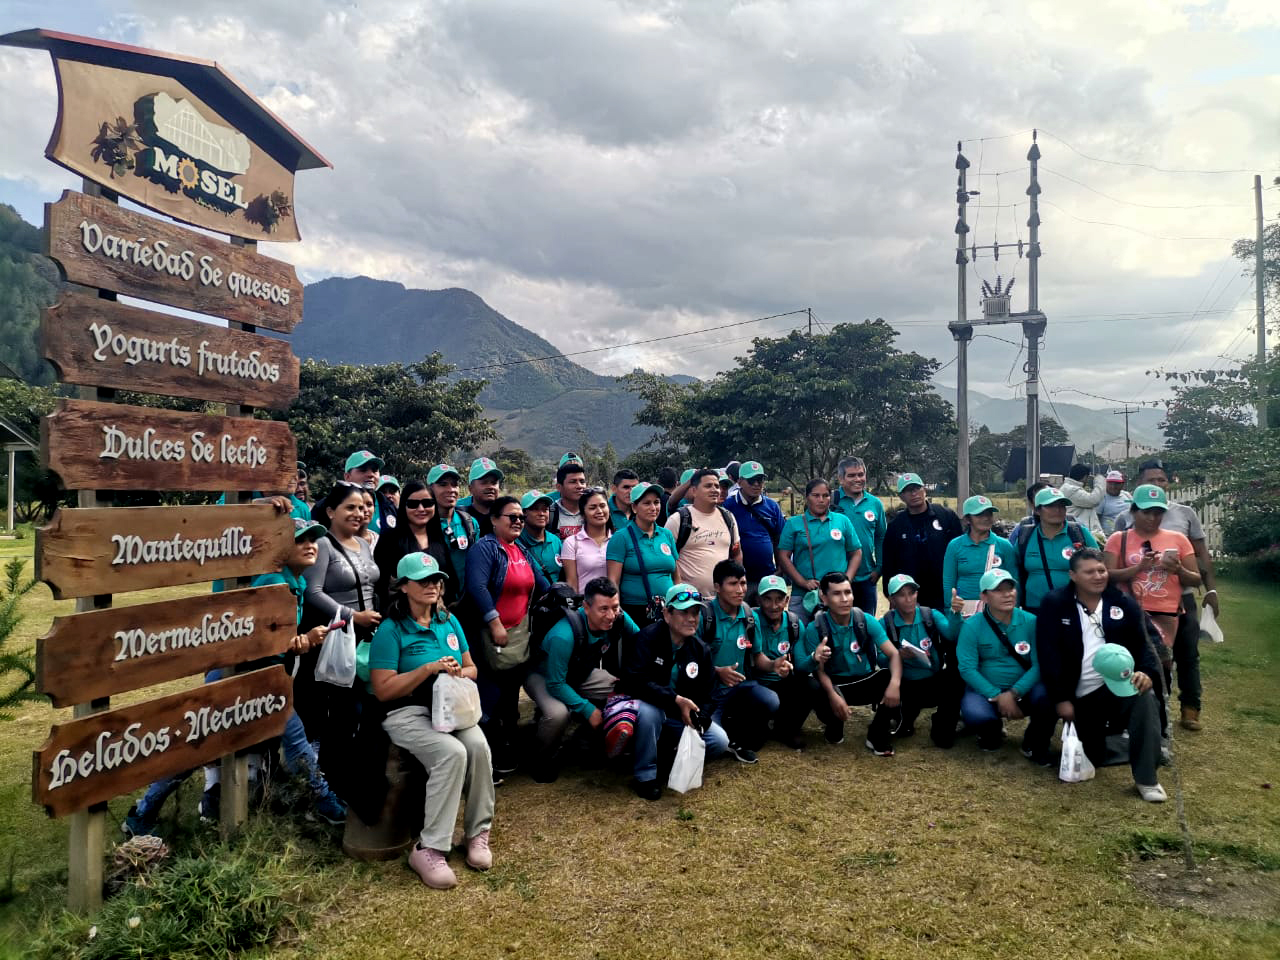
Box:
[1137,782,1167,803]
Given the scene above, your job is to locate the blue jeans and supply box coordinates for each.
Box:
[960,681,1054,750]
[710,680,779,751]
[280,710,331,796]
[632,700,728,783]
[136,668,225,818]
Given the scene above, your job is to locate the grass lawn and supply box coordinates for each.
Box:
[0,538,1276,959]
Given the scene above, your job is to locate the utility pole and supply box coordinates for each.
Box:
[1113,405,1138,460]
[1255,175,1268,430]
[952,143,974,502]
[807,307,813,336]
[1023,131,1045,484]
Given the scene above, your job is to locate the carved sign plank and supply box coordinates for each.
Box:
[36,504,294,600]
[46,191,302,332]
[37,584,296,707]
[43,294,299,409]
[43,398,297,493]
[33,666,292,818]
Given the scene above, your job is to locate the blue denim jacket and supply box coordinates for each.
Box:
[464,533,550,623]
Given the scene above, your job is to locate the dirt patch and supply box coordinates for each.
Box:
[1128,856,1280,921]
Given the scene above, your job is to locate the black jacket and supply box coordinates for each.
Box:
[1035,583,1163,705]
[881,502,963,608]
[619,620,715,718]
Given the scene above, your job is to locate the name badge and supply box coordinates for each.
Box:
[932,519,942,531]
[864,510,876,522]
[660,544,672,556]
[831,529,843,541]
[736,635,750,650]
[447,634,460,651]
[850,640,861,654]
[778,640,791,654]
[457,536,469,549]
[1061,547,1073,560]
[1109,607,1124,620]
[685,662,699,678]
[1014,641,1031,656]
[921,638,932,650]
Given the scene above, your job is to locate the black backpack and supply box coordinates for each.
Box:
[675,504,739,552]
[881,606,949,666]
[699,599,756,659]
[813,608,871,670]
[1014,520,1086,596]
[528,581,581,659]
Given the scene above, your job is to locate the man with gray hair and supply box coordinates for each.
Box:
[830,457,887,615]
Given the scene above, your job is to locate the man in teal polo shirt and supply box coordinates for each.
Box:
[943,495,1017,616]
[831,456,887,615]
[751,575,806,749]
[881,574,963,748]
[518,490,563,584]
[1014,487,1098,612]
[608,469,639,530]
[428,463,479,592]
[702,559,779,762]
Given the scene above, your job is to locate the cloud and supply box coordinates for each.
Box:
[1,0,1276,433]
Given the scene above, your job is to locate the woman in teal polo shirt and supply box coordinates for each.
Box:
[942,495,1017,617]
[606,482,678,625]
[369,553,494,891]
[777,479,858,622]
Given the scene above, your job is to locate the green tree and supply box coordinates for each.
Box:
[276,355,494,490]
[0,557,40,719]
[0,204,61,384]
[625,321,955,491]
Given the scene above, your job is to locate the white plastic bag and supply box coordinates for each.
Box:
[667,724,705,794]
[314,618,357,687]
[431,673,482,732]
[1058,722,1096,783]
[1199,605,1225,644]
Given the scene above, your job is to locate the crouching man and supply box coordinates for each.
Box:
[880,574,964,748]
[619,584,728,800]
[1036,548,1167,802]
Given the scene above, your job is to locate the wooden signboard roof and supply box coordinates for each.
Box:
[0,28,330,242]
[36,504,294,600]
[43,294,299,409]
[37,583,297,707]
[33,665,292,817]
[43,398,297,493]
[46,191,302,332]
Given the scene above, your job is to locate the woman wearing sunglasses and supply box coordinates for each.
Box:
[375,480,454,609]
[464,495,550,777]
[561,488,615,594]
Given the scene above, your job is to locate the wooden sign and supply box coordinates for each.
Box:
[43,398,297,493]
[43,294,299,409]
[36,504,294,600]
[46,191,302,332]
[37,584,297,707]
[33,666,292,818]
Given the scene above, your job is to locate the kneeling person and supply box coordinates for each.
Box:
[526,577,639,780]
[956,568,1055,763]
[619,583,728,800]
[795,572,902,756]
[881,574,963,748]
[752,575,807,749]
[1036,548,1167,802]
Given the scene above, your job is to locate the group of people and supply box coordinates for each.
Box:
[122,449,1218,893]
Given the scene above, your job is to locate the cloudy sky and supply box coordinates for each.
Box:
[2,1,1277,438]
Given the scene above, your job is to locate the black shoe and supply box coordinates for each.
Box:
[1021,744,1054,767]
[824,723,845,745]
[726,743,759,764]
[631,778,662,801]
[779,732,806,751]
[978,734,1004,752]
[865,739,895,757]
[530,761,560,784]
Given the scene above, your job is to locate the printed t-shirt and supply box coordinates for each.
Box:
[1103,528,1193,615]
[552,503,584,540]
[779,511,856,582]
[606,525,678,606]
[368,613,469,675]
[664,506,739,597]
[561,530,610,592]
[494,540,535,628]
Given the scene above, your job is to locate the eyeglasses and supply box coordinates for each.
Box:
[667,590,703,606]
[585,486,606,494]
[406,498,436,510]
[741,475,764,484]
[501,513,525,524]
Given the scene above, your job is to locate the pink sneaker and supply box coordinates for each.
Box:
[465,830,492,871]
[409,844,457,889]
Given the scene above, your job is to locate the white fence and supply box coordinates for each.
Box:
[1171,484,1225,556]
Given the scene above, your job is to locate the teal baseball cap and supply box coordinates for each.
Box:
[679,468,695,485]
[292,518,327,542]
[1131,484,1168,511]
[397,552,448,581]
[896,472,924,493]
[739,461,766,480]
[1093,643,1138,697]
[345,450,383,472]
[979,568,1016,592]
[468,457,504,483]
[962,494,997,516]
[664,583,703,610]
[886,573,919,596]
[803,588,823,615]
[520,489,553,510]
[1034,486,1071,508]
[427,463,461,484]
[756,574,790,597]
[378,475,401,492]
[558,452,584,468]
[629,481,661,504]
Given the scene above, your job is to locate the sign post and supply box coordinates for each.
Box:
[2,27,329,912]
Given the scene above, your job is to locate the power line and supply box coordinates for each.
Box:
[1039,167,1253,210]
[454,308,810,372]
[1037,129,1261,176]
[1040,199,1238,242]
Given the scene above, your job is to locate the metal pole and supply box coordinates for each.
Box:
[1025,131,1043,483]
[954,143,972,499]
[1256,175,1268,430]
[6,448,13,531]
